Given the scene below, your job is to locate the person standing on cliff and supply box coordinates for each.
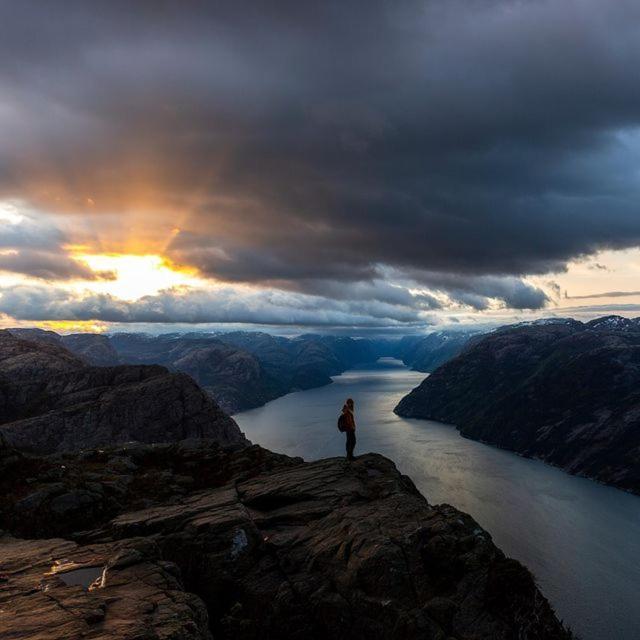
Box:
[340,398,356,461]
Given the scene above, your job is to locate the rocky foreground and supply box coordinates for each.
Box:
[0,439,572,640]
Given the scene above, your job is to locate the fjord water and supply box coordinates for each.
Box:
[236,358,640,640]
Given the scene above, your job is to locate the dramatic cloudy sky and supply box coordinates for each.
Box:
[2,0,640,334]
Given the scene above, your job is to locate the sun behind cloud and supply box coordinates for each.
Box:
[71,253,202,301]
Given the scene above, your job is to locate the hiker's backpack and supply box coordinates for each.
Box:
[337,413,348,432]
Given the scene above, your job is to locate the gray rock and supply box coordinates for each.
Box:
[0,443,573,640]
[16,483,65,512]
[50,490,102,516]
[0,536,212,640]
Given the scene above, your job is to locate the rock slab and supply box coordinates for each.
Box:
[0,440,573,639]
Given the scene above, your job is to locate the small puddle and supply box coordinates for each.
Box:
[56,566,104,588]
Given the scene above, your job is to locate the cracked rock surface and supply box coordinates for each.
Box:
[0,439,572,639]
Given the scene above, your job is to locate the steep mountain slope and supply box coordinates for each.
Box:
[110,333,286,412]
[395,317,640,493]
[6,330,383,414]
[215,331,334,391]
[217,332,379,386]
[62,333,121,365]
[0,331,246,453]
[310,334,379,369]
[0,329,84,380]
[6,327,65,347]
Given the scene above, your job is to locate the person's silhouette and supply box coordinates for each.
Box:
[341,398,356,460]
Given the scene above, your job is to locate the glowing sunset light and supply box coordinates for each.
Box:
[1,3,640,331]
[72,253,202,301]
[0,203,23,224]
[35,320,109,334]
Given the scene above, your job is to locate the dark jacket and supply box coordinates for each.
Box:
[341,405,356,431]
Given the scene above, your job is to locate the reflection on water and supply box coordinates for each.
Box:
[52,565,104,589]
[236,358,640,640]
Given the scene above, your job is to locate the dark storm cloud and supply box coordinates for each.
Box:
[0,210,108,280]
[0,249,98,281]
[403,272,550,310]
[1,0,640,318]
[292,280,443,311]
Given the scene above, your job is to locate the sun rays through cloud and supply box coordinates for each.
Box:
[68,252,202,301]
[2,2,640,331]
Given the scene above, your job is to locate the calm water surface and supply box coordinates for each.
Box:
[235,358,640,640]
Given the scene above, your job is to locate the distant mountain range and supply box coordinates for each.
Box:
[109,332,384,412]
[8,328,394,413]
[2,327,503,412]
[395,329,484,372]
[395,315,640,494]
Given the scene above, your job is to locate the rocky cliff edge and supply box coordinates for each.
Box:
[0,439,572,640]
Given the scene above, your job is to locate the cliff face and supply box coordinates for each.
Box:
[0,330,247,453]
[395,317,640,493]
[201,332,380,393]
[0,439,571,640]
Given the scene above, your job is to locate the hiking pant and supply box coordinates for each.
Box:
[346,430,356,459]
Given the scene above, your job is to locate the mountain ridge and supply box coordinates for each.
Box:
[395,315,640,493]
[0,330,247,453]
